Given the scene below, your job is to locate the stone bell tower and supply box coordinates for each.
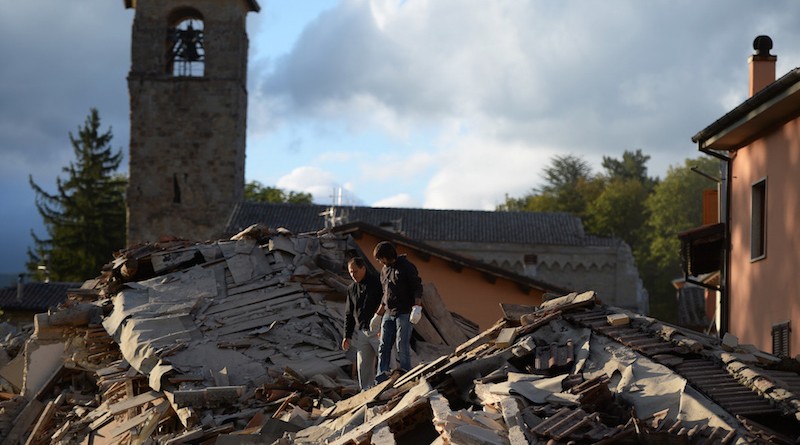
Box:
[124,0,259,245]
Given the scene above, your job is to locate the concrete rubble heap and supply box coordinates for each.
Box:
[1,225,800,444]
[0,224,476,445]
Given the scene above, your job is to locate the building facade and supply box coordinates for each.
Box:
[690,35,800,356]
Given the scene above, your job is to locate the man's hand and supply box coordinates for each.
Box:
[341,338,350,351]
[370,313,382,332]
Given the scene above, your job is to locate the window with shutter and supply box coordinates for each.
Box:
[772,321,790,357]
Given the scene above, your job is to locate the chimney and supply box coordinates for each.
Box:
[749,35,776,97]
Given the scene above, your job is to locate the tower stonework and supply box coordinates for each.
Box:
[124,0,259,245]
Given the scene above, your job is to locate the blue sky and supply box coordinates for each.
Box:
[3,0,800,275]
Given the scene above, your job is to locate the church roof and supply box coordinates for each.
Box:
[225,201,622,247]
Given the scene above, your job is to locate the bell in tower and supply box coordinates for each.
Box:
[124,0,260,245]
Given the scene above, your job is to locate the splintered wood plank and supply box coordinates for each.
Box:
[108,391,163,415]
[3,399,44,445]
[130,402,169,445]
[89,409,113,431]
[393,354,451,388]
[328,385,431,445]
[421,283,469,346]
[455,319,507,355]
[328,378,395,418]
[22,396,61,445]
[95,360,128,377]
[107,403,164,439]
[412,312,446,345]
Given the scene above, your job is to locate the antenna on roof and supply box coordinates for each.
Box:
[321,186,352,228]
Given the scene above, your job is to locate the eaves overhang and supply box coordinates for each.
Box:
[692,68,800,152]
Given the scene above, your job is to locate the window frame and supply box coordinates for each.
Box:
[750,177,767,261]
[772,320,791,357]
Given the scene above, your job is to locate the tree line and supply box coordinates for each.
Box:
[498,150,720,322]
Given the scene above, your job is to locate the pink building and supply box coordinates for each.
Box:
[688,35,800,356]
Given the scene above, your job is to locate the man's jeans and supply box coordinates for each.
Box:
[353,329,379,390]
[377,312,412,381]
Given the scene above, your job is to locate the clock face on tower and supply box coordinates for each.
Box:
[167,18,204,77]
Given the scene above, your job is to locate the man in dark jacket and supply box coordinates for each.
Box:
[370,241,423,382]
[342,256,383,389]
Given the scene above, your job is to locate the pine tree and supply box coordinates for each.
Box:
[27,109,126,282]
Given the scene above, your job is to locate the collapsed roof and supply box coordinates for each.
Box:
[1,225,799,444]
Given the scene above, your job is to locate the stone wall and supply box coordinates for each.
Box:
[126,0,252,244]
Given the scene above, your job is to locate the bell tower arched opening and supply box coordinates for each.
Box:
[124,0,260,245]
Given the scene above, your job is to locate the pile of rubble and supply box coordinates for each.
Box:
[277,291,800,445]
[2,225,800,444]
[0,225,477,444]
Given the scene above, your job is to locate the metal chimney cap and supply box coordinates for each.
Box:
[753,35,773,56]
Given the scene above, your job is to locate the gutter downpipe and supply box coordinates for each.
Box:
[698,144,732,337]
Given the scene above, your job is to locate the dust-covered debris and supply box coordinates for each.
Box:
[0,225,479,444]
[4,226,800,444]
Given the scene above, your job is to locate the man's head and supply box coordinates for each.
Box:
[347,256,367,282]
[373,241,397,266]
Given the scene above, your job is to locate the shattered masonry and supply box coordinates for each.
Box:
[0,224,800,444]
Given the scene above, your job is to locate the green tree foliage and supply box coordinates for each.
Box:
[634,156,720,322]
[540,154,594,193]
[28,109,127,282]
[600,149,658,189]
[497,154,602,218]
[584,178,649,247]
[584,149,658,250]
[641,157,721,266]
[498,150,719,324]
[245,181,313,204]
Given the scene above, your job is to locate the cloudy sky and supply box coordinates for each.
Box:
[2,0,800,275]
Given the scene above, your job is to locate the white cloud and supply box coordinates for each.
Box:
[276,166,339,202]
[357,149,437,184]
[250,0,800,210]
[422,136,562,210]
[372,193,416,208]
